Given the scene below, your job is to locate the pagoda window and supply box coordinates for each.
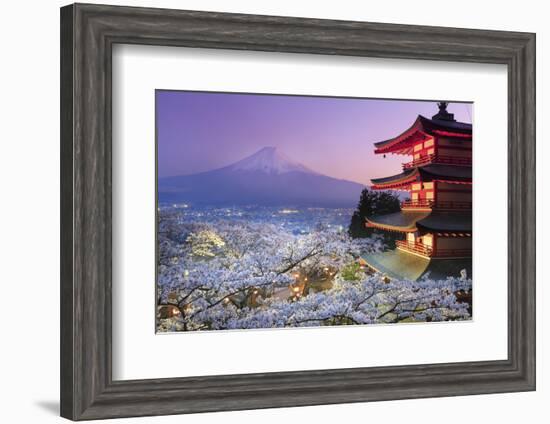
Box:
[414,153,421,160]
[424,139,434,148]
[412,183,421,191]
[412,192,419,201]
[414,143,423,152]
[423,182,434,190]
[407,233,416,244]
[426,191,434,200]
[427,148,435,156]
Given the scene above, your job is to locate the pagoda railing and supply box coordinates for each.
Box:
[401,199,472,210]
[401,199,434,209]
[396,240,433,257]
[396,240,472,258]
[402,153,472,169]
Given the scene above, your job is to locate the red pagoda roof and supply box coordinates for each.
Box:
[371,168,418,190]
[366,211,471,234]
[374,115,472,155]
[370,164,472,189]
[366,210,430,233]
[361,249,472,281]
[416,212,472,233]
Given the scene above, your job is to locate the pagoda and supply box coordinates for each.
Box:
[362,102,472,281]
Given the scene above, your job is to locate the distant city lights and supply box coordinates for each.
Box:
[158,205,354,236]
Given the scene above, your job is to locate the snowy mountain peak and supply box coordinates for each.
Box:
[159,146,364,206]
[228,147,315,174]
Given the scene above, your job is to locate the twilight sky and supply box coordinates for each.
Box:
[157,91,472,185]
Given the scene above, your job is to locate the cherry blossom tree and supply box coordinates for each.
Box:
[157,211,471,332]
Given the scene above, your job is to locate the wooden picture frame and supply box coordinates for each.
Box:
[60,3,536,420]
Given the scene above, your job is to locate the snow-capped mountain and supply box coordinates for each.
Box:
[227,146,315,174]
[158,147,364,207]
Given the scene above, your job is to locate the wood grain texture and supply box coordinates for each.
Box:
[60,4,75,419]
[60,3,536,420]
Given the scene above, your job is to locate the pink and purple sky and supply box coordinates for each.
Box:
[157,91,472,185]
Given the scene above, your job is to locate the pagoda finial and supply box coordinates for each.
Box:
[432,101,455,121]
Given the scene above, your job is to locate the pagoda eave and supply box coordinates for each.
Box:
[370,164,472,190]
[371,183,411,191]
[431,129,473,139]
[373,115,473,154]
[432,179,472,185]
[416,213,472,233]
[374,130,430,155]
[366,220,417,233]
[365,210,431,233]
[370,168,418,190]
[361,250,472,281]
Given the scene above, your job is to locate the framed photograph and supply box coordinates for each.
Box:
[60,3,536,420]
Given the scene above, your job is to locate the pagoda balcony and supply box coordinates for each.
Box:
[396,240,472,258]
[396,240,433,257]
[402,153,472,169]
[401,199,434,209]
[401,199,472,210]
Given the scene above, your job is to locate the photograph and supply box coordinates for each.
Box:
[156,92,473,332]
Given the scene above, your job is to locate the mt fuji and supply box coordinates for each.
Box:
[158,147,365,207]
[227,146,314,174]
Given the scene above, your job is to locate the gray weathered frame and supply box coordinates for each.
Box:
[60,3,536,421]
